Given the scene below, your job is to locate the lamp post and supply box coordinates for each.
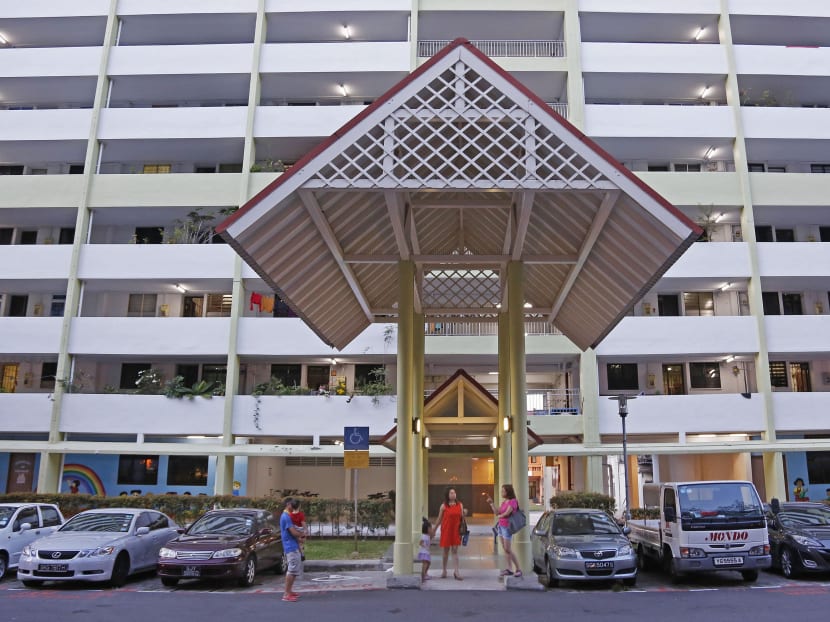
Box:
[609,395,636,522]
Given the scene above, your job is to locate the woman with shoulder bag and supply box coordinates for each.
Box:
[486,484,522,578]
[433,486,465,580]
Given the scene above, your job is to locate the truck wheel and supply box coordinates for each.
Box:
[636,546,650,571]
[780,547,799,579]
[741,570,759,582]
[663,551,682,584]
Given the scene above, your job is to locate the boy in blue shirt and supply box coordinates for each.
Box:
[280,497,305,602]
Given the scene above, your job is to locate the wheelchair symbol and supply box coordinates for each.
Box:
[349,430,364,445]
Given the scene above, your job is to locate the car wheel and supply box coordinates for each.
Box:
[109,553,130,588]
[238,555,257,587]
[0,552,7,581]
[780,547,799,579]
[22,580,43,588]
[275,553,287,575]
[741,570,759,582]
[623,576,637,587]
[161,577,179,587]
[544,557,559,588]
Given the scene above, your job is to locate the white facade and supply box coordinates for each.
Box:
[1,2,829,504]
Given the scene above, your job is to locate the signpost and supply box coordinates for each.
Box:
[344,427,370,552]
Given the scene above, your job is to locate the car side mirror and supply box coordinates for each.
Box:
[664,507,677,523]
[177,528,186,534]
[136,526,150,536]
[19,522,32,532]
[622,526,631,536]
[533,527,546,536]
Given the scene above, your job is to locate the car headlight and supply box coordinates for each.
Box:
[680,547,706,558]
[749,544,770,556]
[617,544,633,556]
[159,548,177,559]
[552,546,579,559]
[78,546,116,558]
[212,548,243,559]
[22,545,36,557]
[792,534,822,548]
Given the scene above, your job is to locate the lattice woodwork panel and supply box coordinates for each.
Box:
[421,268,502,309]
[312,60,609,190]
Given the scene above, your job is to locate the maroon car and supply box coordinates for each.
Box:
[157,509,284,587]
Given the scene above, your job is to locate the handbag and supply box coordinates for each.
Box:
[507,502,527,535]
[459,515,470,546]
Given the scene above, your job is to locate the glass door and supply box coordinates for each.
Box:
[662,364,685,395]
[1,363,18,393]
[790,363,812,392]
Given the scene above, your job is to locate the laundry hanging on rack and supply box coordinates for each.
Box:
[261,295,275,314]
[249,291,262,311]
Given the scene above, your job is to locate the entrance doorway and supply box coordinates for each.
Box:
[790,362,811,392]
[1,363,18,393]
[6,453,36,492]
[428,455,495,518]
[662,364,685,395]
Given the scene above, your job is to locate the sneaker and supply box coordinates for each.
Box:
[282,594,299,602]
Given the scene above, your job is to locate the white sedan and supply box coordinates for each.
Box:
[17,508,179,587]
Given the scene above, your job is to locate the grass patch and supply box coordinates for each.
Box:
[305,538,392,560]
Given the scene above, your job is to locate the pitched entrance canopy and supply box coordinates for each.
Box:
[218,39,701,351]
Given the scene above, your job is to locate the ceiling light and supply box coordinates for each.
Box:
[523,302,532,309]
[330,358,337,365]
[0,33,8,46]
[720,282,731,291]
[339,83,348,97]
[703,146,716,160]
[175,284,186,293]
[714,212,725,222]
[725,355,735,363]
[343,25,351,40]
[700,85,710,99]
[488,372,499,375]
[695,27,705,41]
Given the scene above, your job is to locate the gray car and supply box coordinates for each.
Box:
[17,508,179,588]
[531,509,638,587]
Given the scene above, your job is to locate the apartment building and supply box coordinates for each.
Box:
[1,1,830,516]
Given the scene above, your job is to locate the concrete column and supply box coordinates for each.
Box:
[393,260,415,575]
[563,0,586,131]
[507,261,531,573]
[497,311,512,492]
[580,349,604,493]
[411,313,425,544]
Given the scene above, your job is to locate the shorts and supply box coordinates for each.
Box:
[497,525,512,539]
[286,550,303,576]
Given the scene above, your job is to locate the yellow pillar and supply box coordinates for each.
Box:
[393,260,415,575]
[411,313,425,544]
[507,261,531,573]
[497,311,512,493]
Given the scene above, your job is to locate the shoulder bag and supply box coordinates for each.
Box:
[507,500,527,535]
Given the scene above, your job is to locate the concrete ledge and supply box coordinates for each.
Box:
[505,575,545,591]
[305,559,390,572]
[387,575,422,590]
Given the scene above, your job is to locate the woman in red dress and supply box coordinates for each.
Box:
[434,487,465,580]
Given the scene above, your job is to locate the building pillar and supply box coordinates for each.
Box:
[497,311,512,494]
[563,0,587,131]
[411,313,425,544]
[507,261,531,573]
[580,349,604,493]
[393,260,415,575]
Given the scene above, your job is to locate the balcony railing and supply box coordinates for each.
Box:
[527,389,580,415]
[545,102,569,118]
[418,40,565,58]
[425,320,561,336]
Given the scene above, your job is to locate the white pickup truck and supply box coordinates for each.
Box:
[628,481,771,582]
[0,503,65,580]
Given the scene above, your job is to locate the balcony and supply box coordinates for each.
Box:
[260,42,409,74]
[108,44,254,76]
[98,107,247,140]
[662,242,751,282]
[598,394,765,436]
[418,39,564,58]
[634,172,741,206]
[764,316,830,355]
[87,173,243,208]
[757,242,830,279]
[237,319,392,356]
[0,109,93,141]
[734,45,830,77]
[584,105,735,138]
[120,0,258,16]
[0,394,53,434]
[582,42,726,74]
[68,318,231,356]
[60,394,225,436]
[254,105,366,139]
[0,318,63,354]
[750,173,830,207]
[77,244,238,280]
[773,392,830,433]
[596,316,758,357]
[232,395,395,436]
[0,245,73,280]
[0,47,102,78]
[742,108,830,141]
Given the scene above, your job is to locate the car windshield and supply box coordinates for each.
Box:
[553,513,620,536]
[779,506,830,528]
[60,512,134,533]
[187,514,253,536]
[0,507,18,528]
[678,483,763,519]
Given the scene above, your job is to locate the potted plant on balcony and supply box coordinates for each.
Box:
[357,367,394,406]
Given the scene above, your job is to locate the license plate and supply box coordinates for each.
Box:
[585,561,614,569]
[713,556,744,567]
[38,563,68,572]
[183,566,201,577]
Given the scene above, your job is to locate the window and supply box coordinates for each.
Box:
[134,227,163,244]
[201,364,226,386]
[819,227,830,242]
[307,365,331,391]
[218,163,243,173]
[683,292,714,316]
[39,505,61,527]
[689,362,722,389]
[40,362,58,389]
[182,295,204,318]
[658,294,680,317]
[673,163,701,172]
[755,226,774,242]
[270,364,301,387]
[120,363,152,390]
[647,164,669,172]
[0,165,24,175]
[117,455,159,485]
[748,163,765,172]
[205,294,232,316]
[127,294,157,317]
[68,164,84,175]
[806,452,830,483]
[195,166,216,173]
[0,228,12,245]
[143,164,172,174]
[355,364,381,389]
[8,295,28,317]
[167,456,209,486]
[782,293,803,315]
[14,507,38,531]
[58,228,75,244]
[810,164,830,174]
[767,166,786,173]
[19,231,37,245]
[50,295,65,317]
[769,362,788,388]
[762,292,780,315]
[775,229,795,242]
[175,364,199,387]
[606,363,638,391]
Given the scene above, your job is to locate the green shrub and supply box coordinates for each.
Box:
[630,507,661,520]
[549,491,616,514]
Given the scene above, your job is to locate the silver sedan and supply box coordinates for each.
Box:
[17,508,179,587]
[531,509,638,587]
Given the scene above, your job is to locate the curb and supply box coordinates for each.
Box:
[304,559,392,572]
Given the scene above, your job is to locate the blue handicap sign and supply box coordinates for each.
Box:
[344,426,370,451]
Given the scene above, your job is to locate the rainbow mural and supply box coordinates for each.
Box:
[62,463,106,496]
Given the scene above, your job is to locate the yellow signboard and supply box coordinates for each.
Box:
[344,450,370,469]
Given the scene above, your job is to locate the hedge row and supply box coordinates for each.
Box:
[0,493,395,537]
[549,491,616,514]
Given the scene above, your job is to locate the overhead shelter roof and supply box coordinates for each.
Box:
[218,39,701,351]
